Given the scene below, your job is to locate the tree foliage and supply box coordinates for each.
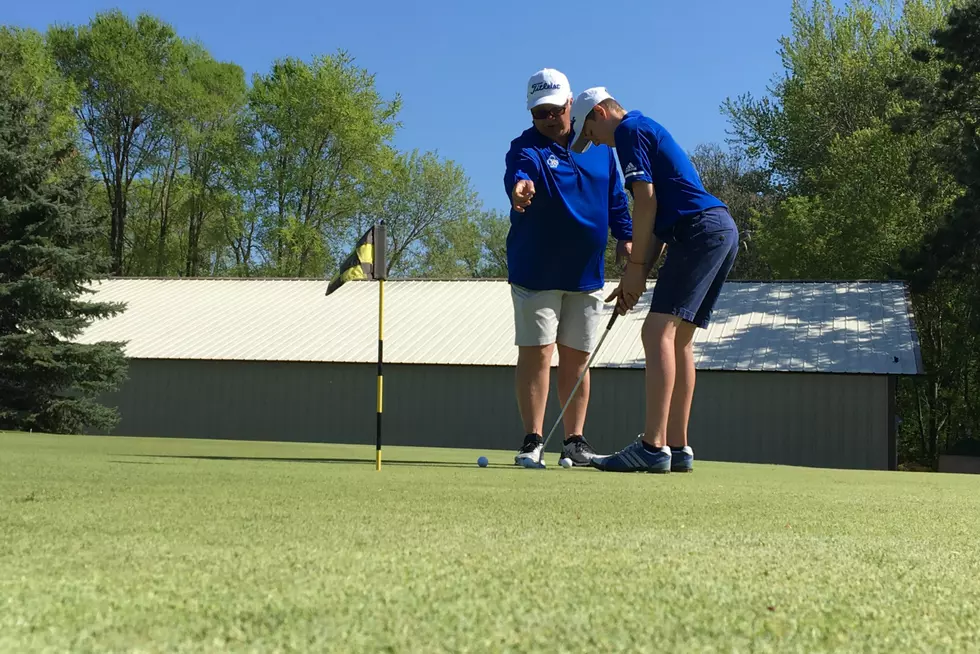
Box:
[724,0,973,466]
[27,10,489,282]
[362,148,479,276]
[892,0,980,290]
[48,10,190,276]
[0,67,128,433]
[725,0,956,280]
[688,143,775,280]
[248,52,400,277]
[889,0,980,463]
[0,26,78,142]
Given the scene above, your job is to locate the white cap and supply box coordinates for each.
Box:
[570,86,614,153]
[526,68,571,110]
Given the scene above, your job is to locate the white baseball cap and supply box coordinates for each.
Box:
[526,68,571,110]
[570,86,614,153]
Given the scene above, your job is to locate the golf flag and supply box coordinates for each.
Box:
[326,223,386,295]
[325,222,387,470]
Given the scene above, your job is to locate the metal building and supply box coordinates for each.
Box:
[78,278,923,470]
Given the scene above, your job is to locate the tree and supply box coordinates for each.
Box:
[410,208,511,279]
[892,0,980,290]
[0,27,77,143]
[48,10,189,276]
[248,52,400,277]
[724,0,956,279]
[217,140,263,276]
[689,143,775,279]
[722,0,963,466]
[474,210,509,278]
[103,40,247,278]
[889,0,980,463]
[176,46,248,276]
[360,148,480,277]
[0,67,129,434]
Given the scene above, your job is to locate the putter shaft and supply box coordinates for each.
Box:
[539,311,619,454]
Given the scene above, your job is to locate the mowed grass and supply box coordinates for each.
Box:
[2,433,980,653]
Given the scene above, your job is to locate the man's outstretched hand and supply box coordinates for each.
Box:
[511,179,535,212]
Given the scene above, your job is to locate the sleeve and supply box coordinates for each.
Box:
[503,145,541,199]
[608,152,632,241]
[613,119,655,192]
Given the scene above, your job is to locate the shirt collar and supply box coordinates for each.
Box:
[528,125,571,152]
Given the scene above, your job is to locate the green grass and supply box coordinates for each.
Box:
[2,432,980,653]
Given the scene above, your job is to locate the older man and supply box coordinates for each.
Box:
[504,68,633,467]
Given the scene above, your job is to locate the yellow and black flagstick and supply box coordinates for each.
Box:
[374,221,386,470]
[325,220,387,470]
[376,276,384,470]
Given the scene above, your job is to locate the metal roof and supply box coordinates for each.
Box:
[75,278,923,375]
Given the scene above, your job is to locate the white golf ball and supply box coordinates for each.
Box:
[559,457,572,468]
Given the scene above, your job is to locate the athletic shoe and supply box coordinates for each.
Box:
[671,446,694,473]
[514,434,543,466]
[561,435,601,466]
[589,438,671,473]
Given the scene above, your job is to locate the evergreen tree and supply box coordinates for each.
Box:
[893,0,980,291]
[0,68,129,434]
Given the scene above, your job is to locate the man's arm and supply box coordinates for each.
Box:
[504,146,540,212]
[629,181,664,275]
[608,156,633,242]
[613,118,662,274]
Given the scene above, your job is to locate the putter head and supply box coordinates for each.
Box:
[518,457,546,470]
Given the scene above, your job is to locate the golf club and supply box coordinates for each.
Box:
[519,307,621,469]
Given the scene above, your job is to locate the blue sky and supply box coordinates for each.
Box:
[4,0,799,213]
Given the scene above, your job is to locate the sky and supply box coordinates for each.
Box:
[4,0,799,213]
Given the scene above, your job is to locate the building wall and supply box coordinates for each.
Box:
[100,359,891,470]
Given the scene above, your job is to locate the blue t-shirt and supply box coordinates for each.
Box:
[613,110,725,237]
[503,127,632,292]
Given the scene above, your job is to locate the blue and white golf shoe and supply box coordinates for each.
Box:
[670,445,695,473]
[589,437,671,473]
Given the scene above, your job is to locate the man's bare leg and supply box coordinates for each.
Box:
[666,321,697,449]
[641,313,682,449]
[556,343,590,437]
[591,311,680,473]
[516,344,554,436]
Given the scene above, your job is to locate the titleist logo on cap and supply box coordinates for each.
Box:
[530,81,563,93]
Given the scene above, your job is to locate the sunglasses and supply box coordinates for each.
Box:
[531,104,567,120]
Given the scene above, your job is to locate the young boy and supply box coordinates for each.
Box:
[569,87,739,473]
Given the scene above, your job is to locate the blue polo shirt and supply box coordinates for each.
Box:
[613,110,725,237]
[503,127,632,292]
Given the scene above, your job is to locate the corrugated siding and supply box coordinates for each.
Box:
[78,278,921,375]
[103,360,891,470]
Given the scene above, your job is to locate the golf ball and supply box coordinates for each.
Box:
[559,457,572,468]
[477,456,488,467]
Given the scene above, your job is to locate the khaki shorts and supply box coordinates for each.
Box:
[510,284,605,353]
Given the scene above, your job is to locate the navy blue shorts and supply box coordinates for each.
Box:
[650,206,738,329]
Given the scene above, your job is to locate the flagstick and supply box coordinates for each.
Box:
[324,221,385,469]
[376,276,384,471]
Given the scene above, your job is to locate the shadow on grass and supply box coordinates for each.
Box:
[118,454,522,471]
